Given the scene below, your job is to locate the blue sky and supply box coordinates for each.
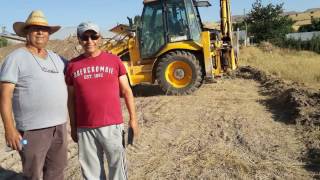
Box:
[1,0,320,33]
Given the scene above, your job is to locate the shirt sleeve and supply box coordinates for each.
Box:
[0,54,19,84]
[117,57,127,77]
[65,63,74,86]
[59,56,69,74]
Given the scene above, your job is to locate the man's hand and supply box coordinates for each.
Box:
[5,127,22,151]
[119,75,140,142]
[129,118,140,140]
[67,85,77,143]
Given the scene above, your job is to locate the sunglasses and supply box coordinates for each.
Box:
[80,34,100,41]
[27,26,50,32]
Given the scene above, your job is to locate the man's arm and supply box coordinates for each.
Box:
[0,82,22,150]
[67,85,77,142]
[119,75,139,138]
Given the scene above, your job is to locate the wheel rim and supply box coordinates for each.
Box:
[165,61,193,88]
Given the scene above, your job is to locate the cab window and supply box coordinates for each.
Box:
[140,3,165,58]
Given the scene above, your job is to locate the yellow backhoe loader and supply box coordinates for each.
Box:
[102,0,237,95]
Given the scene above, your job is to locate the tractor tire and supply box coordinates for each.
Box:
[156,50,202,95]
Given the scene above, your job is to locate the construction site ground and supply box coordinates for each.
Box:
[0,41,319,179]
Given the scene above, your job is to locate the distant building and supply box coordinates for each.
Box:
[0,26,25,45]
[286,31,320,41]
[0,34,25,44]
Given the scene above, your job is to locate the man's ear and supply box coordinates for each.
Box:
[77,37,82,44]
[26,34,30,42]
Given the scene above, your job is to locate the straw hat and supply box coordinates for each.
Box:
[13,10,61,37]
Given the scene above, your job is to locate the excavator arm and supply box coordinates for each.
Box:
[220,0,232,42]
[219,0,237,70]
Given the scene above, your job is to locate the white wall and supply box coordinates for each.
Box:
[286,31,320,41]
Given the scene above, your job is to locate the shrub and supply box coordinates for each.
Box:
[0,37,8,48]
[276,35,320,54]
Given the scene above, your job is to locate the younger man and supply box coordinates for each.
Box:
[66,22,139,180]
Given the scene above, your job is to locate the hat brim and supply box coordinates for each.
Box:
[13,22,61,37]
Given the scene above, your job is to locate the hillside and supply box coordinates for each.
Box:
[232,7,320,31]
[288,8,320,31]
[0,38,80,62]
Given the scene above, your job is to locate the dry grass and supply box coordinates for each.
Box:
[239,45,320,89]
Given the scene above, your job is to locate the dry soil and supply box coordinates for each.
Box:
[0,42,319,179]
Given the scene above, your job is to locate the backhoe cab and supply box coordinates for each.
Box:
[102,0,237,95]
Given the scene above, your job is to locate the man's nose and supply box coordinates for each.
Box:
[35,28,47,34]
[88,37,94,42]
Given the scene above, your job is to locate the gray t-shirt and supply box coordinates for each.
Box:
[0,47,68,131]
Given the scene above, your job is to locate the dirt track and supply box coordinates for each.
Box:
[0,66,319,179]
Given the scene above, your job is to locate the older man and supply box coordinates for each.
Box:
[0,10,68,180]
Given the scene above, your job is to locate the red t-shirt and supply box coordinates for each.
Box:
[65,51,127,128]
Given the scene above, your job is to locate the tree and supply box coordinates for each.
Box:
[245,0,294,43]
[0,37,8,48]
[314,18,320,31]
[233,21,246,31]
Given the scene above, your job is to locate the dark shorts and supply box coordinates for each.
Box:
[19,123,68,180]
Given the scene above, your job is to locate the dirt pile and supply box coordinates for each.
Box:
[237,65,320,126]
[0,44,24,62]
[46,37,82,60]
[237,65,320,176]
[0,37,81,62]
